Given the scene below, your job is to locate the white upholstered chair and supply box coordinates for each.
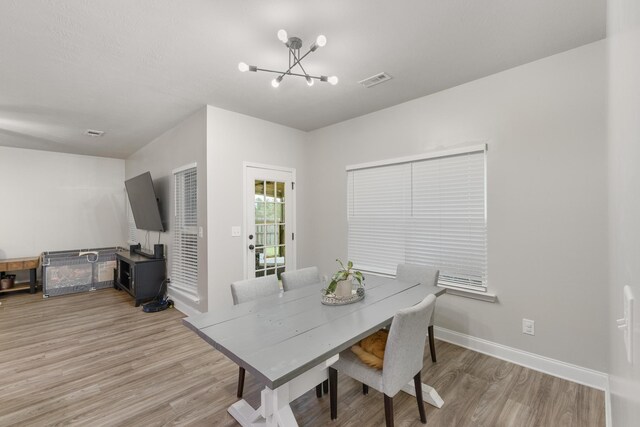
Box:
[329,294,437,426]
[280,266,320,292]
[395,263,439,362]
[229,275,280,398]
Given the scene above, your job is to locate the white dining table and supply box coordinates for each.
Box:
[183,274,446,427]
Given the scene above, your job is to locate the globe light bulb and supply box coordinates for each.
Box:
[277,29,288,43]
[306,76,314,86]
[316,35,327,47]
[238,62,249,72]
[328,75,338,85]
[271,77,282,88]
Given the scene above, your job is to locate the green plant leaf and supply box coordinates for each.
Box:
[326,280,338,294]
[347,260,353,270]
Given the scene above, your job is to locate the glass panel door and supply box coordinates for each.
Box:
[246,166,295,279]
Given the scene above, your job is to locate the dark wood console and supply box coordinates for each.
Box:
[114,250,166,307]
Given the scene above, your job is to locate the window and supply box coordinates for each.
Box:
[347,145,487,290]
[172,163,199,300]
[126,194,137,244]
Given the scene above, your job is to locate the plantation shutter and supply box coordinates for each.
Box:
[172,164,199,299]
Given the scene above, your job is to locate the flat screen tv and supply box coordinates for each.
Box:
[125,172,165,232]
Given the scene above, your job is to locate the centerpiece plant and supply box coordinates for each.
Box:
[325,259,364,298]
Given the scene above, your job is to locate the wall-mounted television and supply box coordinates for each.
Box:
[125,171,165,232]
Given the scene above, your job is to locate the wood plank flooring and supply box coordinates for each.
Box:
[0,289,605,426]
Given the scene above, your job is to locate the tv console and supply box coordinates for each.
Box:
[114,249,166,307]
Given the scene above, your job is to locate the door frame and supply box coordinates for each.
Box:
[242,161,297,280]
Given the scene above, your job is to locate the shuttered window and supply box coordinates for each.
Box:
[347,145,487,290]
[172,163,199,299]
[126,194,138,244]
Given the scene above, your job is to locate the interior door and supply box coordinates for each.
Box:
[245,165,295,279]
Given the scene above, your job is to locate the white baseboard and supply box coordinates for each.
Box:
[169,293,201,317]
[433,326,609,391]
[605,378,612,427]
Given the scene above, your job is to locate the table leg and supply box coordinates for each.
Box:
[401,381,444,408]
[29,268,37,293]
[227,356,338,427]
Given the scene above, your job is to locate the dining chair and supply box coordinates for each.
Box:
[280,266,320,292]
[395,263,440,362]
[329,294,436,426]
[229,275,280,398]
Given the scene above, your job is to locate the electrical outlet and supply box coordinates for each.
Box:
[522,319,535,335]
[231,226,241,237]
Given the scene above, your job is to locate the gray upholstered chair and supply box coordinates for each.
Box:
[395,263,439,362]
[230,275,280,397]
[230,274,280,305]
[329,294,437,426]
[280,266,321,292]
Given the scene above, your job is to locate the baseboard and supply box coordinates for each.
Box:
[169,294,201,317]
[434,326,609,391]
[605,377,612,427]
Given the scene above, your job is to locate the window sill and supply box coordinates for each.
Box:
[439,285,498,303]
[169,284,200,303]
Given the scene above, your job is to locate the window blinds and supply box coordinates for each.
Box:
[347,146,487,289]
[126,196,137,244]
[172,165,198,298]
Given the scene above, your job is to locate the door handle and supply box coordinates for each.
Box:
[248,245,255,250]
[248,234,254,240]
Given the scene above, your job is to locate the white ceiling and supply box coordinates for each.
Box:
[0,0,606,159]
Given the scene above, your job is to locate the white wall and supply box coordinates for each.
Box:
[126,107,208,313]
[607,0,640,423]
[0,146,125,261]
[206,105,308,310]
[303,42,608,372]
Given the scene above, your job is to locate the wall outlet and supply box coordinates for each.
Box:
[231,226,241,237]
[522,318,535,335]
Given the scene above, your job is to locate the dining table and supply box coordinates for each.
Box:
[183,274,446,427]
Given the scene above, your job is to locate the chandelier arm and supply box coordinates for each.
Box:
[254,67,324,80]
[282,48,314,75]
[290,49,309,77]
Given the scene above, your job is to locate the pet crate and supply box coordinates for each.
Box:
[41,247,124,297]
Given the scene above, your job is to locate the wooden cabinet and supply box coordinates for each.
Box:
[0,256,39,294]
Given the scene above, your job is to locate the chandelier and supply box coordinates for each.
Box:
[238,29,338,88]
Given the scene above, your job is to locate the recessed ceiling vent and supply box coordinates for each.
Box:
[84,129,105,137]
[359,72,392,88]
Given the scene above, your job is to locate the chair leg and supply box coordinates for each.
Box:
[316,384,323,398]
[323,379,329,394]
[237,367,245,398]
[329,367,338,420]
[362,383,369,395]
[384,394,394,427]
[414,373,427,424]
[428,324,437,363]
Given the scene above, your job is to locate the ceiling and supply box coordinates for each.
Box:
[0,0,606,159]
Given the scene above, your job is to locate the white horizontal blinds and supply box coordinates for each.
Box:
[347,163,411,274]
[172,166,198,297]
[126,196,137,243]
[407,151,487,288]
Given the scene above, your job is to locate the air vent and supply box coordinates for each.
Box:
[359,72,392,88]
[84,129,105,137]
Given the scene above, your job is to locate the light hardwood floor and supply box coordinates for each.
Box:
[0,288,605,426]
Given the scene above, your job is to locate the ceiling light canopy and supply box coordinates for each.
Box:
[239,29,338,88]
